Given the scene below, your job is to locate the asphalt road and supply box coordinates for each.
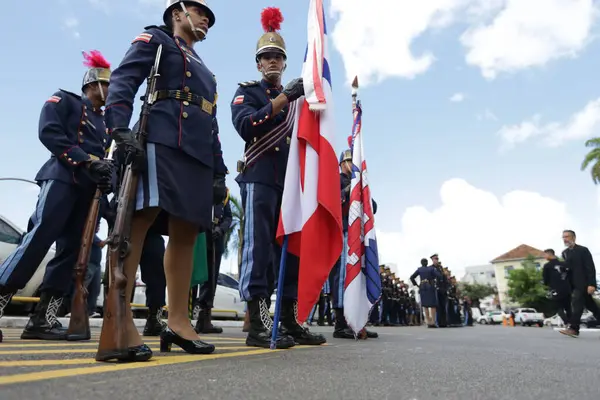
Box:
[0,324,599,399]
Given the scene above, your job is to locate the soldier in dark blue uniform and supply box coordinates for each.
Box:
[433,256,449,327]
[232,7,325,349]
[410,258,442,328]
[0,51,114,343]
[104,0,227,358]
[330,150,379,339]
[194,188,233,334]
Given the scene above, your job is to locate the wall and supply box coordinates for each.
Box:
[493,257,545,308]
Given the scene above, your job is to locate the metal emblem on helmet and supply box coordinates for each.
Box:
[256,7,286,61]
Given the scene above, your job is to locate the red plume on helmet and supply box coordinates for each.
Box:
[82,50,111,69]
[261,7,283,32]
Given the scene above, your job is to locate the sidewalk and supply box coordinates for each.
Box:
[0,316,244,329]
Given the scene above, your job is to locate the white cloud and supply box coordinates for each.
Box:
[329,0,598,85]
[329,0,468,86]
[449,92,465,102]
[62,17,80,38]
[498,97,600,148]
[477,108,498,121]
[375,178,583,281]
[461,0,597,79]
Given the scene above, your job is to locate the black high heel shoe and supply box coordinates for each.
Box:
[159,326,215,354]
[127,344,153,361]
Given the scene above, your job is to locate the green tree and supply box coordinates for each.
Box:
[506,254,551,314]
[458,282,497,312]
[222,195,244,274]
[580,137,600,184]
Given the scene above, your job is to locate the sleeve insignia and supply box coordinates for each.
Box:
[46,95,62,103]
[132,33,153,44]
[233,95,244,105]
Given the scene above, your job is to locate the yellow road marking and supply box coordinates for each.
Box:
[0,339,245,347]
[0,347,253,367]
[0,348,298,386]
[0,343,244,355]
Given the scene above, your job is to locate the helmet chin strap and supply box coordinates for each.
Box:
[180,2,207,42]
[97,82,105,103]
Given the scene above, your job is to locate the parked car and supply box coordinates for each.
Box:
[514,308,545,327]
[120,272,246,320]
[543,313,566,327]
[0,214,55,313]
[478,310,506,324]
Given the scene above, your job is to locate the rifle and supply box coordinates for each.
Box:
[66,143,116,341]
[96,44,163,362]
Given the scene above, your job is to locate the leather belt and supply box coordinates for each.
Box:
[152,89,214,115]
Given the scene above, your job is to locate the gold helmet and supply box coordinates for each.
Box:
[256,7,286,61]
[339,149,352,164]
[81,50,111,91]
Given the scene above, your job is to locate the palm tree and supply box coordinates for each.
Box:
[581,138,600,184]
[223,195,244,275]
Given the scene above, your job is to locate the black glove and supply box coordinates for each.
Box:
[213,174,227,205]
[87,160,113,194]
[112,128,146,172]
[212,226,223,241]
[282,78,304,102]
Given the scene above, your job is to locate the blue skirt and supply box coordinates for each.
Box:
[419,283,437,308]
[135,142,213,235]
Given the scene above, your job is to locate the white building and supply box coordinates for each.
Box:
[461,264,497,287]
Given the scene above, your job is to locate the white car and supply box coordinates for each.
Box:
[0,214,55,312]
[123,272,246,320]
[478,310,506,324]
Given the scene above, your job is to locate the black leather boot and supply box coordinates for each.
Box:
[280,299,326,345]
[246,298,295,349]
[21,292,68,340]
[332,308,355,339]
[0,291,15,343]
[143,307,166,336]
[194,308,223,334]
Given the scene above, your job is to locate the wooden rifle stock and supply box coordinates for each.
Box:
[96,44,163,362]
[66,187,102,341]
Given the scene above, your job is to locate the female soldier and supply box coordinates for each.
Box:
[103,0,227,361]
[410,258,442,328]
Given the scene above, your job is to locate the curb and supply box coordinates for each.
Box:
[0,317,244,329]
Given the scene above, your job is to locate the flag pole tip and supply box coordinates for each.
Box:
[351,76,359,89]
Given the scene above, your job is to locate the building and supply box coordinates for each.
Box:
[461,264,497,287]
[491,244,546,308]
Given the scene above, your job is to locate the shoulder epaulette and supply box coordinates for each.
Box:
[238,80,260,88]
[58,89,81,100]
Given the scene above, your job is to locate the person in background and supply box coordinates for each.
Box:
[559,230,600,338]
[410,258,442,328]
[542,248,571,327]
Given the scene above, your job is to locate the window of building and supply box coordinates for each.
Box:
[0,219,20,245]
[504,266,514,278]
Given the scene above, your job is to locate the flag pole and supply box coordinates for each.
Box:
[270,235,289,349]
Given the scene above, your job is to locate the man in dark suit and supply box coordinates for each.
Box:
[558,230,600,338]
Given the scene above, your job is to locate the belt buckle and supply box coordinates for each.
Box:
[201,98,213,115]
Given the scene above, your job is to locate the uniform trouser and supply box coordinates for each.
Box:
[316,294,331,323]
[0,180,94,295]
[569,288,600,331]
[86,261,102,314]
[369,301,380,324]
[198,234,224,309]
[436,292,448,326]
[139,230,166,309]
[553,293,571,326]
[328,231,348,309]
[238,182,299,301]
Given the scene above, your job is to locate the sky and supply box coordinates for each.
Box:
[2,0,600,282]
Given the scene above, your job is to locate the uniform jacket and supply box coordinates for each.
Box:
[35,89,111,187]
[562,244,597,290]
[410,266,442,287]
[104,25,226,174]
[231,79,295,189]
[543,258,571,295]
